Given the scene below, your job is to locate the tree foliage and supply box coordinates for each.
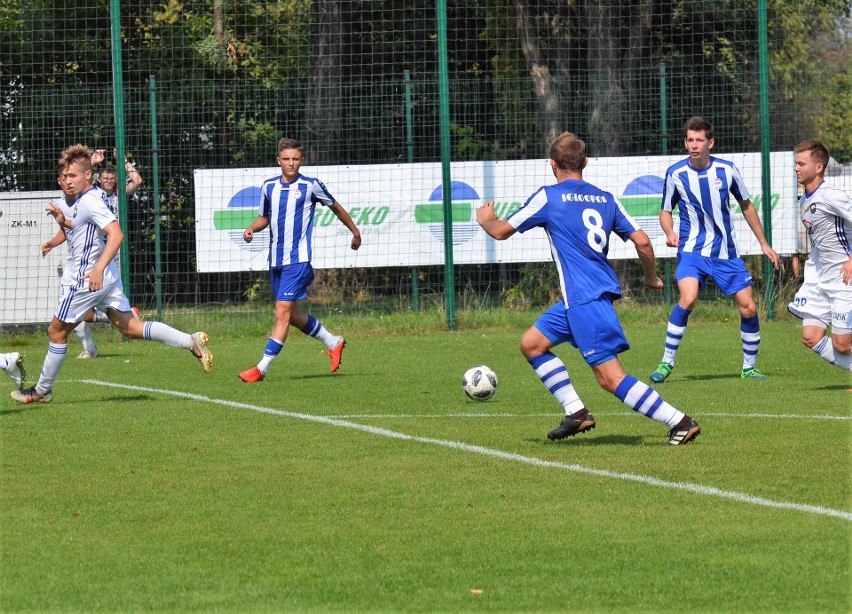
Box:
[0,0,849,303]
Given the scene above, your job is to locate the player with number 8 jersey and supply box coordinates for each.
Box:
[476,131,700,446]
[507,174,636,307]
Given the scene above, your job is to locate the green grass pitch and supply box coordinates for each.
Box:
[1,318,849,611]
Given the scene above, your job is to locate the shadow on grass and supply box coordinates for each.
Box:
[292,373,350,381]
[99,394,157,403]
[527,434,644,446]
[815,384,852,392]
[683,373,745,381]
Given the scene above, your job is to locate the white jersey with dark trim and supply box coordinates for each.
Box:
[800,179,852,291]
[61,186,120,289]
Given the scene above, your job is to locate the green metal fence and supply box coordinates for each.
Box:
[1,1,849,329]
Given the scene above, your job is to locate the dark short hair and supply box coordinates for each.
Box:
[277,138,303,155]
[99,164,118,178]
[549,132,586,172]
[794,139,829,168]
[684,116,714,140]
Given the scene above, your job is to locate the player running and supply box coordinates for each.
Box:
[12,145,212,405]
[238,138,361,383]
[476,131,700,446]
[787,140,852,377]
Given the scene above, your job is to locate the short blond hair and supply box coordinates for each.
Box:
[58,144,93,173]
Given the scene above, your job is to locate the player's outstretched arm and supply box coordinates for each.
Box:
[739,199,779,269]
[630,229,663,290]
[243,215,270,243]
[476,200,516,240]
[328,202,362,250]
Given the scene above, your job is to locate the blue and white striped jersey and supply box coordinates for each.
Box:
[662,156,751,259]
[259,173,335,267]
[508,179,640,308]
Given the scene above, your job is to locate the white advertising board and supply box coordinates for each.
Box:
[1,191,67,325]
[194,153,798,273]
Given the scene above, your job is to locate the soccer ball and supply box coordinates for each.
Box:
[462,365,498,401]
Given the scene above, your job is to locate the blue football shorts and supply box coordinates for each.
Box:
[271,263,315,302]
[534,299,630,367]
[675,252,753,295]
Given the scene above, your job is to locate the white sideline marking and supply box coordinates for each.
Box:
[330,411,851,421]
[82,379,852,522]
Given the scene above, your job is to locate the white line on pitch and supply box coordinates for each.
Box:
[328,411,851,420]
[81,379,852,523]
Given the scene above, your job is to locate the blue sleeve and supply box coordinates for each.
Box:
[312,178,335,207]
[728,163,751,203]
[612,199,640,241]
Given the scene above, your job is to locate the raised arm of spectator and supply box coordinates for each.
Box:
[124,158,143,197]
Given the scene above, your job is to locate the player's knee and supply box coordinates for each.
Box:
[519,339,539,360]
[800,334,820,350]
[519,329,550,359]
[831,336,852,355]
[738,303,756,318]
[678,296,697,311]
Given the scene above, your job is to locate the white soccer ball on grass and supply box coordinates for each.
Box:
[462,365,498,401]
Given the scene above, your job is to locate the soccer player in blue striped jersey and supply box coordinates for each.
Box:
[12,145,213,405]
[239,138,361,383]
[477,132,700,446]
[650,117,779,384]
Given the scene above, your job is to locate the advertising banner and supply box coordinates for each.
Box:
[194,153,798,273]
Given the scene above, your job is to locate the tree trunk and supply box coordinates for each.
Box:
[514,0,564,155]
[586,1,653,295]
[586,0,653,156]
[305,0,348,165]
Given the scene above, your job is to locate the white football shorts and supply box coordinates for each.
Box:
[788,278,852,334]
[54,279,132,324]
